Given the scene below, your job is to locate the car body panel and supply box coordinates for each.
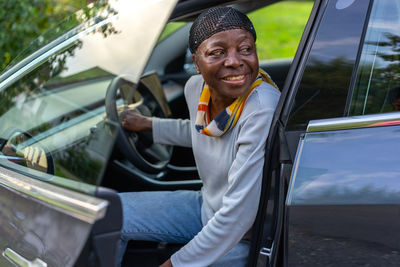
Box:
[0,166,108,266]
[286,113,400,266]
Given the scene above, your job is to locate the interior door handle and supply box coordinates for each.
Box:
[3,248,47,267]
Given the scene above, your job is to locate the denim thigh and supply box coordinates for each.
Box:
[119,190,203,245]
[119,190,250,267]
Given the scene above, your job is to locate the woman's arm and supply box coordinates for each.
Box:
[120,75,201,147]
[120,107,192,147]
[152,118,192,147]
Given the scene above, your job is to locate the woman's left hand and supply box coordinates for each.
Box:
[159,258,173,267]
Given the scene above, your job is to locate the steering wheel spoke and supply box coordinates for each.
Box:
[126,131,139,146]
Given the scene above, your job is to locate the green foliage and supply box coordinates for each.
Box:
[0,0,116,117]
[56,145,103,185]
[158,22,186,44]
[0,0,88,72]
[248,1,313,60]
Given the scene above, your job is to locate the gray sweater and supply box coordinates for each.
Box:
[152,75,280,266]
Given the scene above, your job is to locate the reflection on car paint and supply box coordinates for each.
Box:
[289,125,400,205]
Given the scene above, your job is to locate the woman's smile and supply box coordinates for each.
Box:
[223,74,245,81]
[221,74,248,86]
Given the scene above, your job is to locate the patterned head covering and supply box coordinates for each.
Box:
[189,6,257,53]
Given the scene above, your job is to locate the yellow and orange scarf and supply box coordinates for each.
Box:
[195,69,278,137]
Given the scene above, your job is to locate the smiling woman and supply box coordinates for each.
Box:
[2,0,400,265]
[119,6,281,267]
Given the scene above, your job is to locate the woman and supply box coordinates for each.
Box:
[119,6,281,267]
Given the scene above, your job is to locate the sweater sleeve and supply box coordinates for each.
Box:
[152,117,192,147]
[171,88,280,266]
[151,75,202,148]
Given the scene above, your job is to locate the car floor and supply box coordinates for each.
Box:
[122,241,182,266]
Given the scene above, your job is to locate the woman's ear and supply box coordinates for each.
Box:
[192,54,200,74]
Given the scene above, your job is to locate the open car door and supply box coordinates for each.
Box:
[0,0,178,266]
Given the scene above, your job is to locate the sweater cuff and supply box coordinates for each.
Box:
[152,117,163,144]
[170,253,181,267]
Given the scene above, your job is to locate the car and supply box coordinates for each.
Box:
[0,0,399,266]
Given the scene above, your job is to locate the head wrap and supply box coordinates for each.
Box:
[189,6,256,53]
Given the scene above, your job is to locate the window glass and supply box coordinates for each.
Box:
[0,42,119,194]
[0,0,175,193]
[5,2,111,72]
[0,5,122,195]
[286,0,370,130]
[349,0,400,115]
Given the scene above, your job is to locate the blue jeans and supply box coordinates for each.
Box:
[119,190,250,266]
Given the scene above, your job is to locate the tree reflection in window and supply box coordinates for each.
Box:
[349,0,400,115]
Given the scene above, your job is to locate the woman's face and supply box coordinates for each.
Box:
[193,28,259,102]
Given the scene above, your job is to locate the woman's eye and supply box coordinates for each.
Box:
[240,47,251,53]
[210,50,224,56]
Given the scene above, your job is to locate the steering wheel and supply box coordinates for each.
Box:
[1,129,55,175]
[105,74,172,173]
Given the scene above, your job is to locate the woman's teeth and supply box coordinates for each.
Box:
[224,75,244,81]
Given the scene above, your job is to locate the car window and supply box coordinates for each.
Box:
[286,0,370,130]
[0,50,119,194]
[349,0,400,115]
[5,3,106,72]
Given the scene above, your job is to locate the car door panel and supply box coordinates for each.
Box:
[0,166,108,267]
[286,113,400,266]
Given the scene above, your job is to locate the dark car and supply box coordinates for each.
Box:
[0,0,399,266]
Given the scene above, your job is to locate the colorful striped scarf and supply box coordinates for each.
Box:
[195,69,278,137]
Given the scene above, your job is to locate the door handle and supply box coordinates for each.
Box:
[3,248,47,267]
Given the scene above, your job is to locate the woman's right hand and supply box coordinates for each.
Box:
[120,108,153,132]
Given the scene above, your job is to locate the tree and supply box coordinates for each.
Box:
[0,0,89,72]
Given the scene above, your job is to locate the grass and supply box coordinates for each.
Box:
[248,1,314,60]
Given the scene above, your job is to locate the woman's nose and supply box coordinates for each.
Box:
[224,51,242,68]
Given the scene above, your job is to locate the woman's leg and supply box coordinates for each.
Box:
[118,190,203,264]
